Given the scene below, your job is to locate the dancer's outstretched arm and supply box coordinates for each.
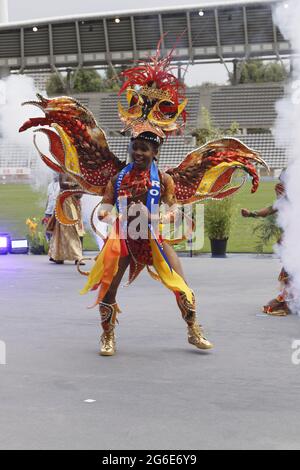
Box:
[241,206,277,218]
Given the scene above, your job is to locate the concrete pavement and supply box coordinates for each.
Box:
[0,254,299,450]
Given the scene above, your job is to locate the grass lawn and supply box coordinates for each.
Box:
[0,181,277,253]
[0,184,96,251]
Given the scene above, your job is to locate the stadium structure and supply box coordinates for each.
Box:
[0,0,292,181]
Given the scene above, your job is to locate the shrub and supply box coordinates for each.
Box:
[205,198,234,240]
[253,214,282,253]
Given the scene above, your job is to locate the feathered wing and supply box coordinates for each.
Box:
[19,94,125,224]
[166,137,268,204]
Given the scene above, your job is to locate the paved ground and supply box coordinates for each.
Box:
[0,253,300,450]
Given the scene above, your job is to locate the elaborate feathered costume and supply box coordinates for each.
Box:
[20,43,267,355]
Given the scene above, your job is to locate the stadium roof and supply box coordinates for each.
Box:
[0,0,290,71]
[0,1,277,27]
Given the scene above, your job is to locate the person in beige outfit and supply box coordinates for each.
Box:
[48,174,85,264]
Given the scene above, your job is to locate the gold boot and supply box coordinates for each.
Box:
[176,292,213,350]
[99,302,121,357]
[187,322,213,350]
[100,328,116,356]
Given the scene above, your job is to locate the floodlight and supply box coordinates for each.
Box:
[0,234,10,255]
[10,239,29,254]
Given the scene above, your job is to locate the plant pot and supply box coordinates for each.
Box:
[30,244,46,255]
[210,238,228,258]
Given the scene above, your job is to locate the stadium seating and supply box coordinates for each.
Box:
[209,83,284,129]
[73,84,285,132]
[0,140,35,179]
[0,83,290,180]
[233,134,288,169]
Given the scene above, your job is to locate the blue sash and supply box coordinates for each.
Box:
[114,162,172,271]
[114,162,134,213]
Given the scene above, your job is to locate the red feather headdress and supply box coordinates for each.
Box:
[117,34,188,140]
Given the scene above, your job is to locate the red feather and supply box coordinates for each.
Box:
[119,33,186,119]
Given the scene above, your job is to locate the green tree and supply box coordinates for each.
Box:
[192,107,240,146]
[230,59,287,85]
[46,73,66,95]
[72,69,104,92]
[46,68,121,95]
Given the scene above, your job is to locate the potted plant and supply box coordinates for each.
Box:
[253,214,282,253]
[205,199,233,257]
[26,217,49,254]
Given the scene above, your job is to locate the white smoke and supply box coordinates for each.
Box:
[0,74,52,190]
[273,0,300,313]
[0,74,107,249]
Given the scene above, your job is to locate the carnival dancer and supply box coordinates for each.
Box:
[91,131,215,355]
[47,174,85,265]
[20,42,267,355]
[241,170,290,316]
